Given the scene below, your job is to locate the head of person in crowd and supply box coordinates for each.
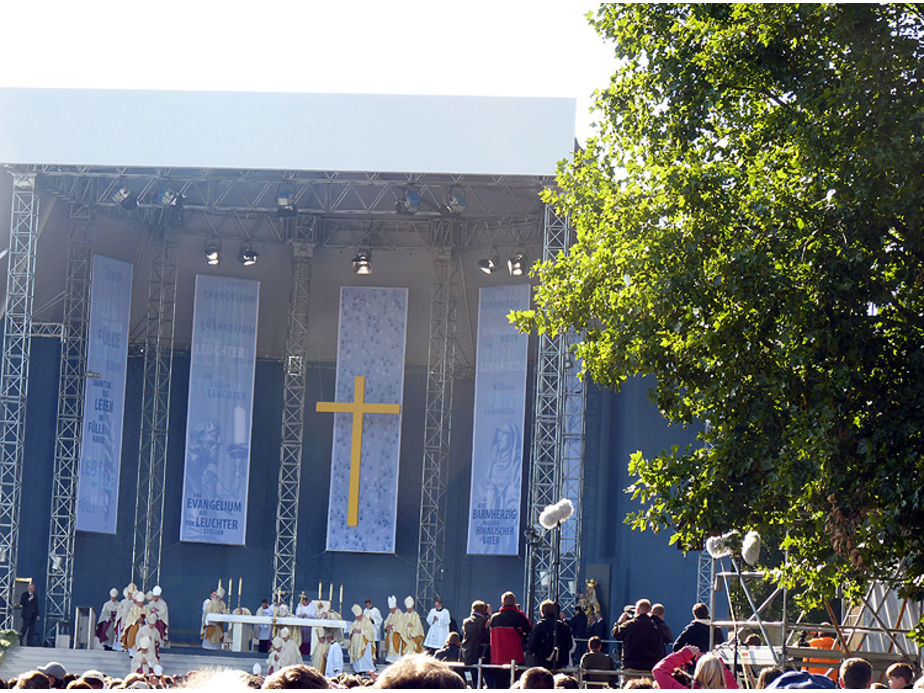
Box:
[37,662,67,688]
[371,653,465,689]
[501,591,517,608]
[553,673,579,689]
[588,635,603,652]
[519,667,556,689]
[634,598,651,616]
[651,603,665,619]
[693,653,728,689]
[756,666,783,689]
[887,663,915,689]
[692,602,709,620]
[539,599,559,619]
[745,633,762,647]
[624,678,656,689]
[840,657,873,690]
[471,600,488,616]
[262,664,330,689]
[445,632,461,647]
[16,670,51,689]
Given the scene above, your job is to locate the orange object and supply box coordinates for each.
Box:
[805,635,839,681]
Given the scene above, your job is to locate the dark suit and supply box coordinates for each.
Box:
[20,589,39,646]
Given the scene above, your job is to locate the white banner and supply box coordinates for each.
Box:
[75,255,133,534]
[467,284,531,555]
[322,287,407,553]
[180,275,260,545]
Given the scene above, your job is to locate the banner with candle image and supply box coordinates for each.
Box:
[324,286,407,553]
[180,275,260,545]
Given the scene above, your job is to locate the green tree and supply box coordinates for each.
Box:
[515,3,924,630]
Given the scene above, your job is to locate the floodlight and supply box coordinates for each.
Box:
[352,251,373,275]
[443,189,467,215]
[395,189,421,214]
[157,187,182,207]
[205,239,221,266]
[112,186,138,210]
[507,252,527,276]
[276,185,297,217]
[239,245,258,266]
[477,258,497,274]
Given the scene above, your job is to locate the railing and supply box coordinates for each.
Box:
[441,659,641,689]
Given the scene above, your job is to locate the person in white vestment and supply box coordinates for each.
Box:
[95,588,120,649]
[256,598,274,652]
[349,604,376,674]
[266,636,283,676]
[295,592,318,656]
[423,599,451,653]
[277,626,303,668]
[148,585,169,650]
[114,583,136,652]
[131,635,157,676]
[201,587,228,650]
[363,599,383,663]
[324,631,344,678]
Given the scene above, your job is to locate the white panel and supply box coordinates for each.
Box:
[0,88,575,175]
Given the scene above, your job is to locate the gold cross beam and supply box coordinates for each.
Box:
[316,375,401,526]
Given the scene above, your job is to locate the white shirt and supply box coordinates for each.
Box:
[296,601,319,619]
[325,641,344,677]
[256,605,274,640]
[423,607,451,649]
[364,606,383,640]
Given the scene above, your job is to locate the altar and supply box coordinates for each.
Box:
[205,613,349,653]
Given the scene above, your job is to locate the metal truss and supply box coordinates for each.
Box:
[271,223,315,605]
[524,204,586,617]
[38,167,549,249]
[697,550,713,605]
[131,230,179,591]
[415,246,459,607]
[43,203,93,643]
[0,173,38,628]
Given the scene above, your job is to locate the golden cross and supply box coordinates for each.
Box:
[316,375,401,526]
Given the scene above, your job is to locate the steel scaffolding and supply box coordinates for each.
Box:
[271,230,315,604]
[43,203,93,643]
[131,230,179,591]
[524,204,586,617]
[415,248,459,606]
[0,173,39,628]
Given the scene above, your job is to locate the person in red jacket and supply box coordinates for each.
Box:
[487,591,532,687]
[652,645,738,689]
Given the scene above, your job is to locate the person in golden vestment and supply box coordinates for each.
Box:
[200,587,228,650]
[348,604,376,674]
[401,596,425,655]
[383,596,403,663]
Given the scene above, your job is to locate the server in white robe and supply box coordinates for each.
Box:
[295,593,318,656]
[256,598,274,652]
[363,599,384,662]
[324,631,344,678]
[423,599,451,652]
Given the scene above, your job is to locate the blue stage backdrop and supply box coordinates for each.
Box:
[180,275,260,545]
[323,286,408,553]
[467,283,530,555]
[76,254,133,534]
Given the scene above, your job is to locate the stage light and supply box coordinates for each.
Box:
[51,555,63,571]
[112,186,138,210]
[395,189,421,214]
[276,185,297,217]
[239,245,258,266]
[352,251,373,275]
[443,189,466,215]
[477,257,497,274]
[205,239,221,266]
[158,186,182,207]
[507,252,527,276]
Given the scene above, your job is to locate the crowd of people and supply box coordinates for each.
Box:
[7,584,921,688]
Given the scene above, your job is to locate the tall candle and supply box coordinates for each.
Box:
[318,582,322,600]
[228,577,233,601]
[329,583,333,602]
[239,577,243,600]
[339,584,343,606]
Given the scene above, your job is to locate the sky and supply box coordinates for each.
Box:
[0,1,616,142]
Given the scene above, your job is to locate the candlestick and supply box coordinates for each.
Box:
[318,582,322,600]
[228,577,233,602]
[329,583,333,602]
[339,584,343,610]
[238,577,243,611]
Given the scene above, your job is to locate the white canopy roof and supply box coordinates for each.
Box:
[0,88,575,175]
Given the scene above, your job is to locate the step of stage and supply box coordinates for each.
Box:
[0,645,267,680]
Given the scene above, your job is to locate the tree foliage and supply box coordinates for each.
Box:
[515,3,924,624]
